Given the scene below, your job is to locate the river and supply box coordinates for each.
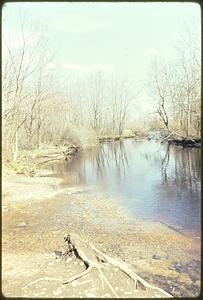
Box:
[46,139,201,238]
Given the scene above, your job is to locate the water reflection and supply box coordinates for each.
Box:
[91,141,129,181]
[160,145,200,193]
[46,155,86,185]
[161,143,170,184]
[46,139,201,236]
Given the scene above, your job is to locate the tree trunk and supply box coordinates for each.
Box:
[13,131,18,161]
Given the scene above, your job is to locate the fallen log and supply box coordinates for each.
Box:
[161,131,184,143]
[161,132,200,148]
[35,146,79,166]
[36,156,63,166]
[168,138,201,148]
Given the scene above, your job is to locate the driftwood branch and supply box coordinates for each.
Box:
[63,233,172,298]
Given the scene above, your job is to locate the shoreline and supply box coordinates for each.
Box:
[98,134,201,148]
[2,158,201,298]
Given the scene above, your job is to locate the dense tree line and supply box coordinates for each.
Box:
[2,21,132,161]
[2,17,200,162]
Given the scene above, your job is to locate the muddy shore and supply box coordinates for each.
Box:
[2,164,201,298]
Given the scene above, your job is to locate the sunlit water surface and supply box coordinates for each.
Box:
[46,139,201,237]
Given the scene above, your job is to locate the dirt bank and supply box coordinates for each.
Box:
[2,168,201,298]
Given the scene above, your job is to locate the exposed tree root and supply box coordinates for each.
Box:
[63,265,93,284]
[90,242,172,297]
[63,233,119,297]
[63,233,172,298]
[25,277,61,288]
[99,269,119,298]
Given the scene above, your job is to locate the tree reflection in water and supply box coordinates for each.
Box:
[153,144,200,235]
[46,141,130,186]
[46,154,86,185]
[90,141,129,182]
[160,144,200,196]
[45,139,200,235]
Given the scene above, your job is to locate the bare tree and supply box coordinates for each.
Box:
[87,72,106,138]
[154,71,170,133]
[150,23,200,139]
[2,16,53,159]
[110,78,132,137]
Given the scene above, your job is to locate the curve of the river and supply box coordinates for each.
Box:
[45,139,201,238]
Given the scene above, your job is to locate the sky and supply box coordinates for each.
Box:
[2,2,201,118]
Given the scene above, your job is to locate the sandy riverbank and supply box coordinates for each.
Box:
[2,169,201,298]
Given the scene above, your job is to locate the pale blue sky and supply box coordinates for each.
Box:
[2,2,201,117]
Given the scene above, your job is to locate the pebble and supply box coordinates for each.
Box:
[195,280,201,286]
[103,293,111,297]
[53,288,63,296]
[86,292,96,297]
[104,263,110,267]
[17,222,27,227]
[152,255,161,260]
[40,291,46,295]
[169,262,187,273]
[124,291,132,295]
[54,250,63,257]
[73,261,78,265]
[66,257,72,263]
[71,281,78,287]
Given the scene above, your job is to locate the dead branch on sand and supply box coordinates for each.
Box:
[63,233,172,298]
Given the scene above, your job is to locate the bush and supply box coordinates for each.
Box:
[10,161,27,174]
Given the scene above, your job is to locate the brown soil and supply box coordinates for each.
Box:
[2,170,201,298]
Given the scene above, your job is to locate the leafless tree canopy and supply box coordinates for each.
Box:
[2,14,201,161]
[151,22,200,138]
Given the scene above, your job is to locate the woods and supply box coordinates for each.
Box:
[151,22,200,138]
[2,19,53,160]
[2,11,200,164]
[2,3,201,299]
[2,21,133,162]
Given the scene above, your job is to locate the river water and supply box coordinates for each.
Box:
[46,139,201,237]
